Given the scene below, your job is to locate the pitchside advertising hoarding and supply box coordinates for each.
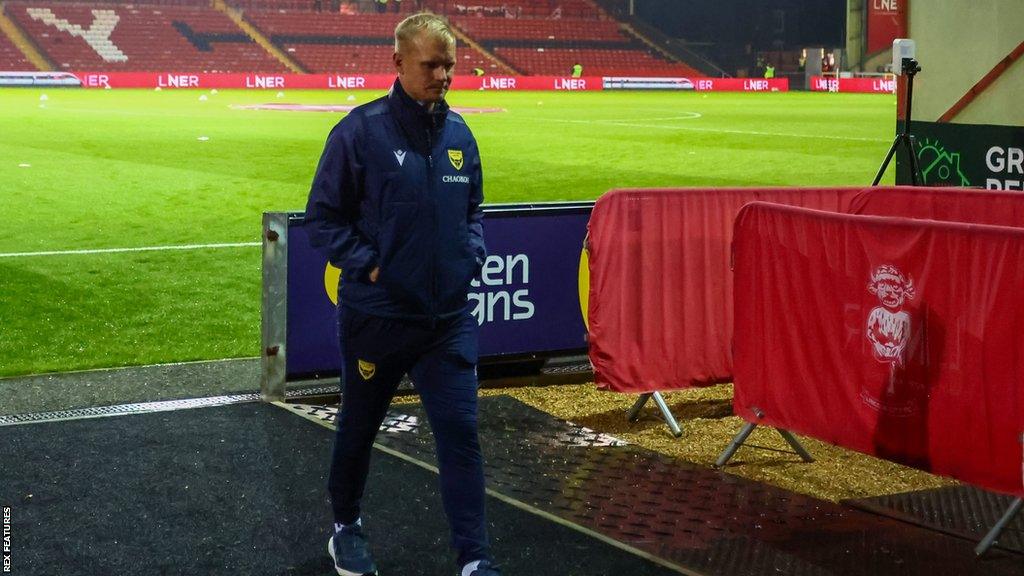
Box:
[897,121,1024,190]
[277,203,592,381]
[809,76,896,94]
[66,72,789,92]
[68,72,606,90]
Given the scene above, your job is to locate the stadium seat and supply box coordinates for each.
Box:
[5,2,286,72]
[434,0,598,20]
[2,0,701,76]
[0,19,36,70]
[448,2,699,78]
[246,10,499,73]
[494,47,698,77]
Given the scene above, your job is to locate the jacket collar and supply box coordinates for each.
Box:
[387,78,449,155]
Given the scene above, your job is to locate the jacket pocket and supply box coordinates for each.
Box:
[376,202,425,304]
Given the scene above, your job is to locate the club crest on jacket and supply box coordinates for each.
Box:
[448,149,463,170]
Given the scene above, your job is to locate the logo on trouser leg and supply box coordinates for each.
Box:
[358,359,376,380]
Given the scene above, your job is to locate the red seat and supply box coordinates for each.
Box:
[0,21,35,70]
[5,2,286,72]
[496,47,699,77]
[2,0,702,76]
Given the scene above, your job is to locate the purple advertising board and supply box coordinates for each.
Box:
[285,203,592,380]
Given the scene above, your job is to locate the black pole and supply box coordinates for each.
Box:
[903,59,922,185]
[905,66,915,129]
[905,66,917,184]
[872,136,900,186]
[872,58,923,186]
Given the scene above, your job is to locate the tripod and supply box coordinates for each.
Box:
[872,58,924,185]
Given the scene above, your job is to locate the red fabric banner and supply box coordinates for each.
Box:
[851,186,1024,226]
[866,0,908,54]
[586,187,864,393]
[733,202,1024,496]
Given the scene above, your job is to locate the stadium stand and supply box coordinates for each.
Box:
[454,17,627,43]
[228,0,415,14]
[760,49,803,76]
[4,1,286,72]
[0,0,704,76]
[450,2,699,77]
[246,10,500,74]
[495,47,697,77]
[0,18,35,70]
[430,0,596,19]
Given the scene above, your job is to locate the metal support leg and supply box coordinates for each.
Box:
[627,393,651,422]
[626,392,682,437]
[651,391,683,438]
[716,421,758,467]
[776,429,814,463]
[975,497,1023,556]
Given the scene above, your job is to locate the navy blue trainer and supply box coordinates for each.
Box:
[327,523,378,576]
[461,559,501,576]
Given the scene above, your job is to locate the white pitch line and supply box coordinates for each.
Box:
[545,117,889,142]
[620,113,703,121]
[0,241,260,258]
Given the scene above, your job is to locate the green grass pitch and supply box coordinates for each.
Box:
[0,87,896,377]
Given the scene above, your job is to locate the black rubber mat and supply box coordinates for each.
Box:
[284,395,1024,576]
[847,485,1024,554]
[0,402,680,576]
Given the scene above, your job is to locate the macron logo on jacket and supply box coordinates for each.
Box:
[394,149,406,166]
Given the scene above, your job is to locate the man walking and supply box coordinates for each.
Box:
[304,12,500,576]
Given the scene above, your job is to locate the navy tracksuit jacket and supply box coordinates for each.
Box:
[305,79,486,322]
[304,79,491,567]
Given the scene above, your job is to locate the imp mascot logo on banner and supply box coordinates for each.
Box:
[862,264,926,417]
[866,264,914,367]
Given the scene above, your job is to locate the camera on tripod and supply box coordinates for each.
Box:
[873,39,924,186]
[892,39,918,76]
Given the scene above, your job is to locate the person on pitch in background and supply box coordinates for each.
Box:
[304,12,499,576]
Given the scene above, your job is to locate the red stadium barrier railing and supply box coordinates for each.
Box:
[586,187,870,395]
[726,200,1024,555]
[585,187,865,436]
[850,186,1024,225]
[586,186,1001,398]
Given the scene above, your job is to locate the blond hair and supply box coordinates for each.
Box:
[394,12,455,52]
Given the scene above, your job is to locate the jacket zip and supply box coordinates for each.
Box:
[426,125,438,328]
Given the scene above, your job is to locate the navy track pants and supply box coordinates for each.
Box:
[328,306,490,566]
